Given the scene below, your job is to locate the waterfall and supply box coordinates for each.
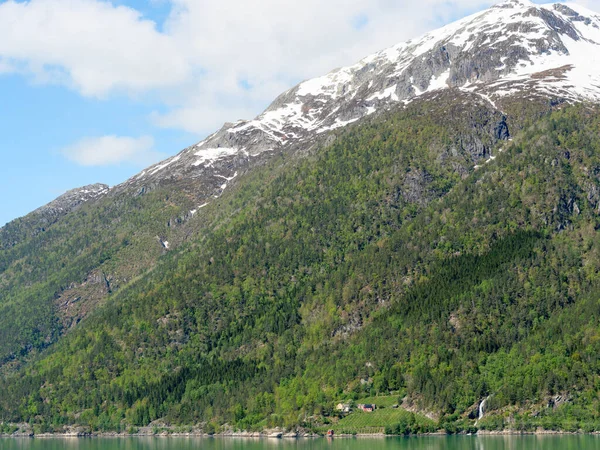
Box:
[478,397,488,420]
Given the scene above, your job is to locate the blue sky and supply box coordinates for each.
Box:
[0,0,580,227]
[0,71,197,223]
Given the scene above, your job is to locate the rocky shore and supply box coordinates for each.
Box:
[2,426,600,438]
[0,424,321,438]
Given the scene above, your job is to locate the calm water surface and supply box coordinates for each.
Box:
[1,436,600,450]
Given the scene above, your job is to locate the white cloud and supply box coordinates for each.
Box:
[0,58,16,74]
[0,0,190,97]
[1,0,598,138]
[60,135,162,166]
[574,0,600,8]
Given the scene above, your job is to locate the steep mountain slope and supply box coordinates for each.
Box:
[2,0,600,435]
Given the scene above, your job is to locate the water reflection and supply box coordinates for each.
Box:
[1,436,600,450]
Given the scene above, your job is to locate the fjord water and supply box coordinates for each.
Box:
[2,437,600,450]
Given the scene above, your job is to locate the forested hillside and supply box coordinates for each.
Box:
[2,91,600,433]
[0,181,202,371]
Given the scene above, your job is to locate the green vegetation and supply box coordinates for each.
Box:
[338,410,435,435]
[0,181,197,369]
[324,394,436,435]
[0,423,18,435]
[2,96,600,434]
[349,395,404,408]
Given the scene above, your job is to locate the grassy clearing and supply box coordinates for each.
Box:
[321,407,436,435]
[352,395,403,408]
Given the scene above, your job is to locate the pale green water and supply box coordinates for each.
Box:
[1,436,600,450]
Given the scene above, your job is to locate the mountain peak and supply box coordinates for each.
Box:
[35,183,109,216]
[494,0,534,8]
[123,0,600,210]
[0,183,110,248]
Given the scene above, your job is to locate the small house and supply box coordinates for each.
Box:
[358,403,376,412]
[336,403,351,413]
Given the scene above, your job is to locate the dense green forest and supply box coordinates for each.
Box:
[2,94,600,434]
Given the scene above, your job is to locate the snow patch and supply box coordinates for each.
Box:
[367,85,399,101]
[427,70,450,92]
[317,117,360,134]
[297,68,354,99]
[150,155,181,175]
[215,172,238,182]
[192,147,239,167]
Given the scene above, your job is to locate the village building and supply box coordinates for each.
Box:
[335,403,351,413]
[357,403,376,412]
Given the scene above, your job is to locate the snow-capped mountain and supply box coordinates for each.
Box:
[115,0,600,206]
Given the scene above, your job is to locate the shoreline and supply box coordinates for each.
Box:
[2,429,600,439]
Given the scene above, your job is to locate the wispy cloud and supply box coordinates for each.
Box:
[0,57,17,74]
[61,135,163,167]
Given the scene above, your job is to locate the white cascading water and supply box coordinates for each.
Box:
[478,397,488,420]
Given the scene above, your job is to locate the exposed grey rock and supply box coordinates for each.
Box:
[494,116,511,140]
[33,183,109,219]
[585,182,600,211]
[401,169,435,206]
